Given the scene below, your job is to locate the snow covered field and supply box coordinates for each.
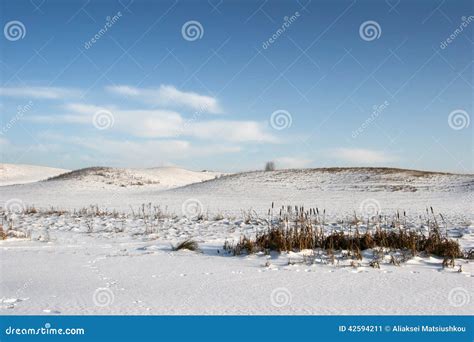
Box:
[0,165,473,315]
[0,164,69,186]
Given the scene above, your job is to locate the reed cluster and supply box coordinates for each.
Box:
[224,204,467,263]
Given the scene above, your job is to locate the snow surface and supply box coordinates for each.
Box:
[0,163,69,186]
[0,166,472,315]
[44,166,224,189]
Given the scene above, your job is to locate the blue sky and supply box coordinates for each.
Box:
[0,0,472,172]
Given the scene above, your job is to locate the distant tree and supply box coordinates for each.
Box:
[265,161,276,171]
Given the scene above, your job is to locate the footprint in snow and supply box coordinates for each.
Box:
[1,298,25,304]
[43,309,61,314]
[0,298,27,309]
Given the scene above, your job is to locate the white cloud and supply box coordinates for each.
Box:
[82,138,241,159]
[188,120,277,143]
[38,133,241,167]
[0,86,79,99]
[0,136,62,156]
[275,157,313,169]
[332,148,397,164]
[27,114,90,124]
[27,103,276,143]
[28,103,184,138]
[106,85,222,114]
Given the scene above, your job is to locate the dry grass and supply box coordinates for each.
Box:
[213,212,225,221]
[0,224,6,240]
[172,239,199,251]
[224,203,466,262]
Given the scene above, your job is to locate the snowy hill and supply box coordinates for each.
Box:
[0,166,471,222]
[164,167,473,223]
[46,166,223,189]
[172,167,473,193]
[0,163,69,186]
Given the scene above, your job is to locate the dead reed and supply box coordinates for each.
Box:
[172,239,199,251]
[224,203,466,262]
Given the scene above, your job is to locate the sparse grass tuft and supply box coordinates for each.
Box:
[24,206,38,214]
[224,236,255,255]
[213,212,225,221]
[172,239,199,251]
[0,225,6,240]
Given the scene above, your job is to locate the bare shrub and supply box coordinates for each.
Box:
[172,239,199,251]
[264,161,276,171]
